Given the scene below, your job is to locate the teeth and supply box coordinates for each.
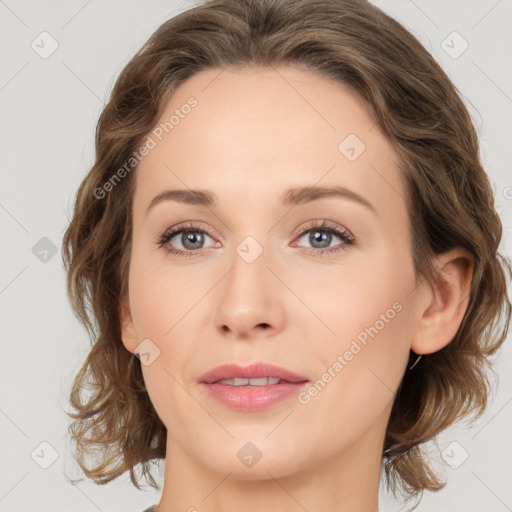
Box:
[218,377,281,386]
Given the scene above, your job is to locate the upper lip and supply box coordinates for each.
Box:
[199,363,309,384]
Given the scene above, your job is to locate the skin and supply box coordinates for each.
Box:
[119,65,473,512]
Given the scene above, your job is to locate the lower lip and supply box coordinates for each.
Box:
[200,382,309,411]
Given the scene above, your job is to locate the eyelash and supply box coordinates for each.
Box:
[156,220,356,258]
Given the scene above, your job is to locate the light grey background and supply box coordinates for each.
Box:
[0,1,511,511]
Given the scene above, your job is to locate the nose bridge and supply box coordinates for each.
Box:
[213,233,284,336]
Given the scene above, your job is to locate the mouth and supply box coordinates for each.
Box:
[198,363,309,411]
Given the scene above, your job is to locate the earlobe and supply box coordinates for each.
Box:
[411,248,474,355]
[118,295,138,354]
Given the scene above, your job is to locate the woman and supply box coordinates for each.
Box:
[62,0,511,510]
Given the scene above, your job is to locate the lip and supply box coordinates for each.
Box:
[198,363,309,412]
[199,363,308,384]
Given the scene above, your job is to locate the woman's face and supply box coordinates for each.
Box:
[121,65,425,478]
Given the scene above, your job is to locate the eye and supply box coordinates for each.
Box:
[157,222,217,257]
[156,219,355,257]
[292,220,355,256]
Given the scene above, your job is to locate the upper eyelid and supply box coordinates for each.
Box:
[164,220,350,234]
[163,222,221,240]
[293,220,353,238]
[162,220,354,245]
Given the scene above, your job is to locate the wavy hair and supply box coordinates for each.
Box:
[61,0,511,503]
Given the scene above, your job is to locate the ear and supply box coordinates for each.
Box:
[119,294,138,354]
[411,248,473,355]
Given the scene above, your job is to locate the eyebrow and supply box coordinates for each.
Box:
[145,185,377,216]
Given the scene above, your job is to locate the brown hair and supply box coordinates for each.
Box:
[61,0,511,503]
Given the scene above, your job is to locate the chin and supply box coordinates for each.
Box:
[188,436,313,481]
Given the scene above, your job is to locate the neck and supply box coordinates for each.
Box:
[155,413,387,512]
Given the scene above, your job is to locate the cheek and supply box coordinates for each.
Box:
[300,248,416,406]
[128,246,198,339]
[300,251,413,345]
[127,249,203,421]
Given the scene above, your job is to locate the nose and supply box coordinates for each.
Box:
[213,243,286,340]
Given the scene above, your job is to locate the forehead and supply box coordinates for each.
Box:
[133,65,405,224]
